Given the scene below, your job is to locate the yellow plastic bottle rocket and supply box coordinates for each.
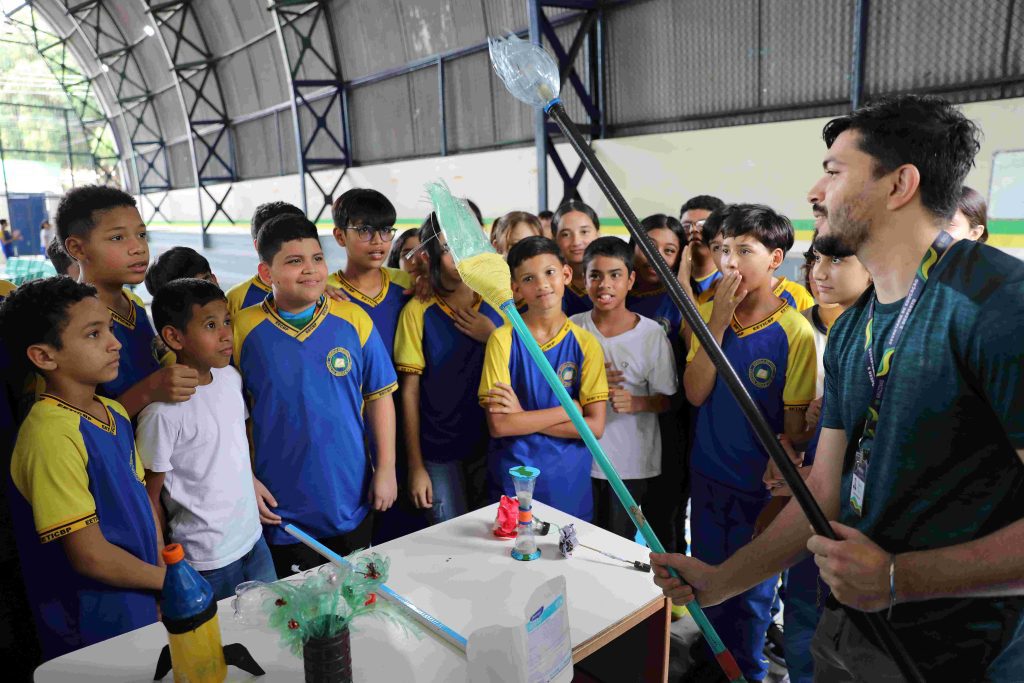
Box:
[159,543,227,683]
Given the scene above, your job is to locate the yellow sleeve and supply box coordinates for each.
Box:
[232,306,264,367]
[781,311,817,409]
[332,300,376,347]
[387,267,413,290]
[575,327,609,405]
[326,271,343,290]
[685,301,715,363]
[784,281,815,312]
[225,280,247,318]
[394,299,427,374]
[11,407,97,543]
[478,324,513,404]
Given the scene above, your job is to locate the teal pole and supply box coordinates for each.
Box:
[498,300,746,683]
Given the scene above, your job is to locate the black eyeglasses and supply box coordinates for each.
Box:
[346,226,397,242]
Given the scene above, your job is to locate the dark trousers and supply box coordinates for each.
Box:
[268,512,373,579]
[591,477,650,540]
[643,404,689,554]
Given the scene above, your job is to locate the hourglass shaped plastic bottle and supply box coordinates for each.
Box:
[509,466,541,561]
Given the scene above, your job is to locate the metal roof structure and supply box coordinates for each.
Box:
[4,0,1023,229]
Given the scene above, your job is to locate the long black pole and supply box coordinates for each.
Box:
[545,101,925,683]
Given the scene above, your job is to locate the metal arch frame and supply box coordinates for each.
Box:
[529,0,611,212]
[2,2,122,187]
[140,0,237,241]
[34,0,176,228]
[52,0,174,203]
[268,0,349,223]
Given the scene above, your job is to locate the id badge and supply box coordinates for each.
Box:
[850,447,868,516]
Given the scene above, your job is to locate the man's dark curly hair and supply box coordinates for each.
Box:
[823,94,981,220]
[54,185,137,244]
[0,276,98,372]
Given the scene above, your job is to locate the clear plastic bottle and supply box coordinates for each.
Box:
[160,543,227,683]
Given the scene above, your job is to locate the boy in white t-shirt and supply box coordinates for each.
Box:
[137,278,276,598]
[570,237,677,539]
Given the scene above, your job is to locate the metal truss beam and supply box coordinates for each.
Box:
[269,0,349,223]
[44,0,174,197]
[142,0,237,236]
[530,0,611,211]
[3,2,122,187]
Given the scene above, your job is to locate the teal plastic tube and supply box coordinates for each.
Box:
[499,300,746,683]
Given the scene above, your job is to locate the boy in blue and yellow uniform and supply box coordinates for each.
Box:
[1,277,163,660]
[683,204,816,682]
[480,237,608,521]
[225,201,304,318]
[328,188,413,354]
[56,186,197,417]
[329,188,419,542]
[234,214,398,578]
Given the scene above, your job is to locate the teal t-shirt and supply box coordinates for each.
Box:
[823,239,1024,677]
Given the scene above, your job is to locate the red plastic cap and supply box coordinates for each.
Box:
[162,543,184,564]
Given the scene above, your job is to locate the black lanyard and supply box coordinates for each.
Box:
[859,231,954,448]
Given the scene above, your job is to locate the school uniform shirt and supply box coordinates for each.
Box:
[327,266,412,356]
[626,287,683,338]
[562,282,593,317]
[571,312,677,479]
[687,301,816,493]
[225,274,272,318]
[10,395,158,659]
[394,294,505,464]
[692,269,721,295]
[233,296,397,545]
[773,276,815,312]
[136,366,262,571]
[100,290,162,399]
[479,319,608,520]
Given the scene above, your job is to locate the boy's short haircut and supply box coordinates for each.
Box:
[719,203,795,254]
[54,185,137,244]
[46,236,75,276]
[250,201,303,242]
[0,276,97,371]
[552,200,600,233]
[679,194,725,218]
[812,232,857,259]
[822,94,980,220]
[507,235,564,276]
[583,235,633,274]
[630,214,686,252]
[701,206,728,244]
[331,188,396,230]
[151,278,226,334]
[144,246,212,296]
[538,210,554,220]
[257,213,320,264]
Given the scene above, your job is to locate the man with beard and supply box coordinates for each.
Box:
[651,94,1024,681]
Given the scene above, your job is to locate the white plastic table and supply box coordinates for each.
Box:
[35,501,669,682]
